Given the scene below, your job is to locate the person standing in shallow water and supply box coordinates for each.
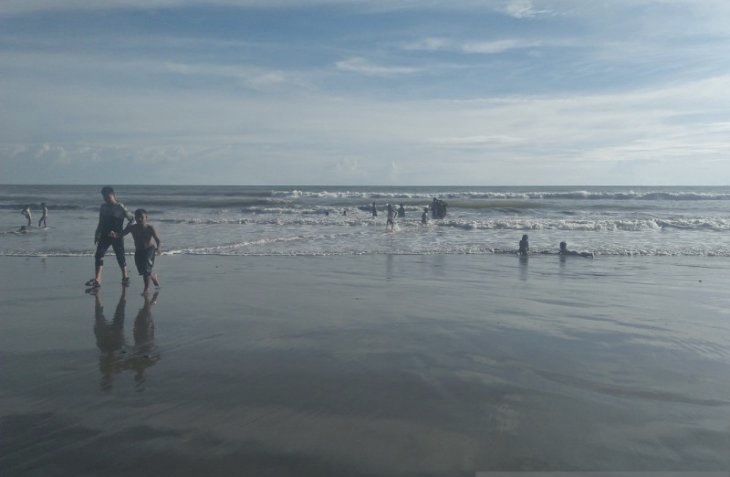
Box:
[386,203,396,231]
[518,234,529,256]
[86,186,134,289]
[38,202,48,228]
[21,205,32,227]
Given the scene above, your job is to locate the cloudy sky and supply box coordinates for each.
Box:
[1,0,729,185]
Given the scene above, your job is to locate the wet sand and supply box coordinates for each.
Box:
[1,255,730,476]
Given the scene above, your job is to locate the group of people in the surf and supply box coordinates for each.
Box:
[430,198,447,219]
[367,198,447,230]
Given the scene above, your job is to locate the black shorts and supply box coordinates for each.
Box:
[134,247,156,276]
[95,237,126,268]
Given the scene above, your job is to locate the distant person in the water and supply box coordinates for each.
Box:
[111,208,162,294]
[21,205,32,227]
[421,207,429,225]
[38,202,48,228]
[371,202,377,217]
[386,203,396,231]
[86,186,134,289]
[398,203,405,218]
[518,234,529,256]
[430,198,447,219]
[559,241,593,259]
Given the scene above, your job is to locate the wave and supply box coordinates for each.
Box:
[269,189,730,202]
[155,216,730,232]
[0,203,87,211]
[437,218,730,232]
[5,189,730,217]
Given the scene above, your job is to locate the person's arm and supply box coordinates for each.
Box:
[150,226,162,254]
[120,203,135,226]
[94,207,103,244]
[121,223,134,237]
[110,223,133,239]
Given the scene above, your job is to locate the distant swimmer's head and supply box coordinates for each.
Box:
[522,234,528,241]
[560,241,567,251]
[40,202,46,207]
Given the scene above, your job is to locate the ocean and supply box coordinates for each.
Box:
[2,184,730,257]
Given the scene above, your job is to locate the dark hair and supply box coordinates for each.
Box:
[101,186,114,196]
[134,208,147,217]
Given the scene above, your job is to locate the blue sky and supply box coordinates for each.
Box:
[1,0,729,185]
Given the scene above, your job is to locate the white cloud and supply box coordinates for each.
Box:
[461,39,538,54]
[402,37,538,54]
[500,0,542,18]
[3,72,730,184]
[430,135,525,147]
[401,37,451,52]
[335,57,419,77]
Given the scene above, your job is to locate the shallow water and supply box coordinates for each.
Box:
[1,255,729,475]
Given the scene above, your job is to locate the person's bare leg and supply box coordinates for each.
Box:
[143,274,150,294]
[150,272,160,288]
[95,264,103,283]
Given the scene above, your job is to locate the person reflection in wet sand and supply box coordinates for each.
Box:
[129,292,160,391]
[92,288,159,392]
[519,254,529,281]
[93,287,127,392]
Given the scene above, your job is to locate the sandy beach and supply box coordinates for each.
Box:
[2,254,730,476]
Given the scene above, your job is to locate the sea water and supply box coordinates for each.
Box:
[2,185,730,257]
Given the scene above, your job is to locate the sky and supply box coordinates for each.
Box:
[1,0,729,185]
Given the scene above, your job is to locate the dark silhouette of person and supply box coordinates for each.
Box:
[518,234,529,256]
[559,241,593,258]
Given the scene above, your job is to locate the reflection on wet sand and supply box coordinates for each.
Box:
[92,289,160,391]
[518,254,528,281]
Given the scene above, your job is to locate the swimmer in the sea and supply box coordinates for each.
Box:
[559,241,593,259]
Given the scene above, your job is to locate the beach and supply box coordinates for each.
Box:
[2,254,730,476]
